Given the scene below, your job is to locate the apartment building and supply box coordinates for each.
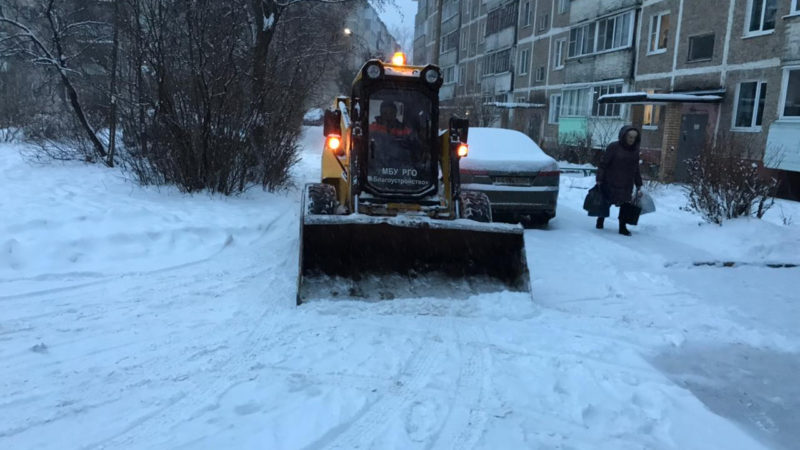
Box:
[343,2,400,69]
[311,1,400,108]
[413,0,800,198]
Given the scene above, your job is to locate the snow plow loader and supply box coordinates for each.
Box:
[297,53,530,303]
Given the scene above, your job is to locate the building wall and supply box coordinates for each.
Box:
[413,0,800,196]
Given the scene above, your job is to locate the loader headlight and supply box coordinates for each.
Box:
[365,63,383,80]
[424,69,440,84]
[420,66,441,85]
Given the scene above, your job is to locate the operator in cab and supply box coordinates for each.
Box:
[369,100,412,137]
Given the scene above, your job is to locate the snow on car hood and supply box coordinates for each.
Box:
[461,127,558,173]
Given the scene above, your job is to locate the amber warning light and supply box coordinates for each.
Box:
[391,52,406,65]
[326,135,342,154]
[456,143,469,158]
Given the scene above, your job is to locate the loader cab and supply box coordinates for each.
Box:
[351,59,443,201]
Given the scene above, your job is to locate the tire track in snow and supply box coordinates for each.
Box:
[78,214,301,449]
[83,311,311,449]
[429,320,491,450]
[305,339,442,450]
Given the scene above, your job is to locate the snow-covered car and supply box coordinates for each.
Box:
[460,127,559,226]
[302,108,324,126]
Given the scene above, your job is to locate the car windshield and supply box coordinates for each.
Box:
[366,89,433,194]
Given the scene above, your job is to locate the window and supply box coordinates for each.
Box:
[567,11,633,57]
[538,12,549,32]
[483,49,512,75]
[569,22,596,57]
[479,21,486,42]
[486,3,517,35]
[592,84,623,117]
[475,62,482,85]
[536,66,545,82]
[643,104,661,127]
[461,31,468,51]
[780,68,800,118]
[562,88,591,116]
[596,12,633,52]
[441,31,458,53]
[734,81,767,129]
[558,0,569,14]
[642,90,661,128]
[523,2,531,27]
[518,49,530,75]
[747,0,777,34]
[549,94,562,124]
[688,34,714,61]
[553,39,566,69]
[459,65,466,86]
[794,0,800,14]
[648,12,670,54]
[443,66,455,84]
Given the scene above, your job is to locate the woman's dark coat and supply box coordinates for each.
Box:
[597,125,643,205]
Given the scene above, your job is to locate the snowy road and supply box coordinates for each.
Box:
[1,128,799,449]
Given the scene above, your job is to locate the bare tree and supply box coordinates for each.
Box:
[3,0,393,194]
[0,0,111,163]
[106,0,120,166]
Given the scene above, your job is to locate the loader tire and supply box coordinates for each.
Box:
[459,191,492,223]
[306,183,337,215]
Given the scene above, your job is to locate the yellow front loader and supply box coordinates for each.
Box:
[297,54,530,303]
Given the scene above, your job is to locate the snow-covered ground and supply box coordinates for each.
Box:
[1,128,799,450]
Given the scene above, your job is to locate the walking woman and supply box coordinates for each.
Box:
[595,125,643,236]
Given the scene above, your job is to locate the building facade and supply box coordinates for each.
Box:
[314,1,400,108]
[413,0,800,197]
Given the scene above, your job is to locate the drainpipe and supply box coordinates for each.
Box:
[432,0,443,65]
[510,0,520,101]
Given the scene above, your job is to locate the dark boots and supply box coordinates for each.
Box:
[597,217,631,236]
[618,220,631,236]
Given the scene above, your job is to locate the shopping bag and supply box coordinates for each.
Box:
[635,192,656,215]
[583,185,610,217]
[619,202,642,225]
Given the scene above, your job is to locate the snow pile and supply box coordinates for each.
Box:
[0,143,290,294]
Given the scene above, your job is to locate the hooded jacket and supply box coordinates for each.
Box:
[596,125,643,205]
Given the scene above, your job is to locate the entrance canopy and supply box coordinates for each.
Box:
[482,101,546,109]
[598,91,723,105]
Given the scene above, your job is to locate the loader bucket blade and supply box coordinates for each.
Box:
[297,215,530,303]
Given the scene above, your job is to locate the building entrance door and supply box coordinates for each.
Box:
[675,113,708,182]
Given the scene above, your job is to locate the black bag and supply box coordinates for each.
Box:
[619,202,642,225]
[583,185,610,217]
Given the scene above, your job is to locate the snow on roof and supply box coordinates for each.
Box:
[598,92,723,104]
[462,127,558,173]
[483,102,546,109]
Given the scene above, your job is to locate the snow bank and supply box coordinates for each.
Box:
[0,143,289,291]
